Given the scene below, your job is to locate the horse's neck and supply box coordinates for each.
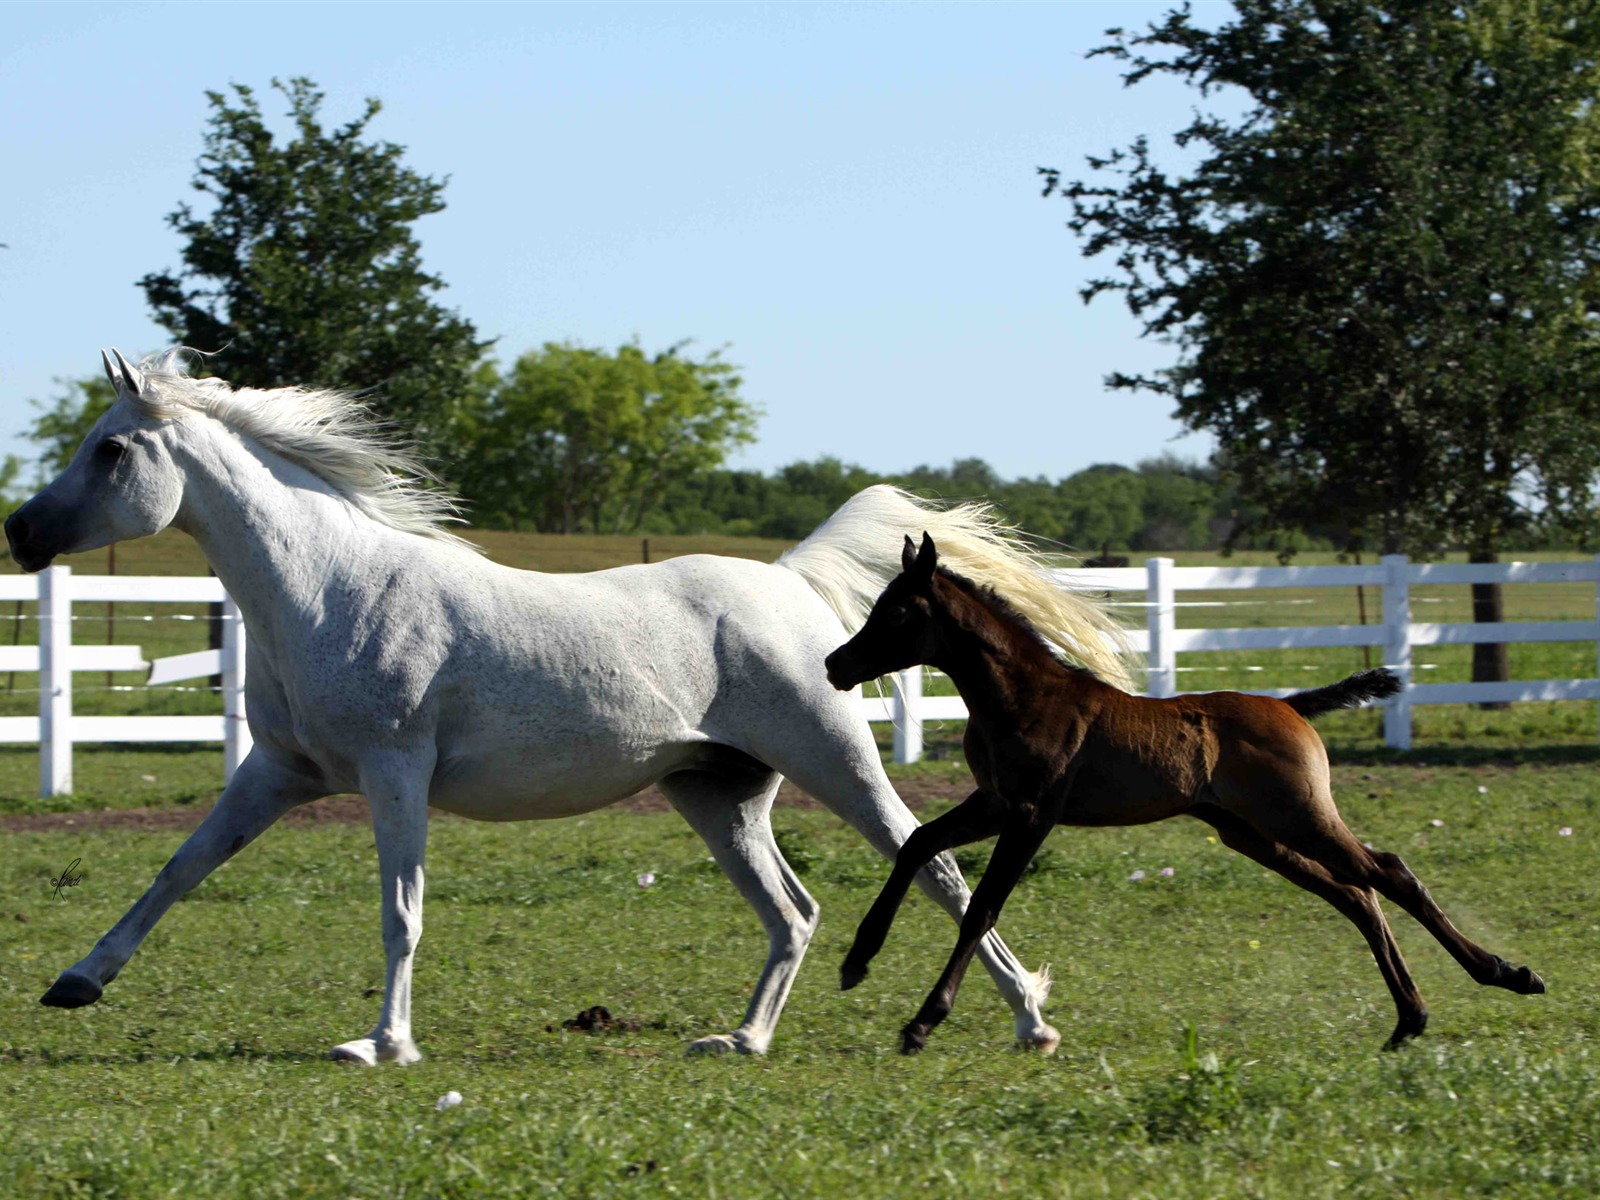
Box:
[169,420,383,642]
[932,580,1072,720]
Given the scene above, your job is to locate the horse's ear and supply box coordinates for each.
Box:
[109,349,147,398]
[912,531,938,578]
[100,349,122,391]
[901,534,919,575]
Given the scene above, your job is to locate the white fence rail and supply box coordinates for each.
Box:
[3,555,1598,793]
[0,567,250,796]
[865,553,1600,761]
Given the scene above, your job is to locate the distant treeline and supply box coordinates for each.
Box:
[502,453,1257,553]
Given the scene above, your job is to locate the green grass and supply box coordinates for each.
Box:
[2,758,1596,1199]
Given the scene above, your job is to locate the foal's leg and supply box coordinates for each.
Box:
[841,789,1007,990]
[660,766,819,1056]
[330,755,432,1066]
[901,810,1057,1054]
[773,742,1059,1051]
[41,751,324,1009]
[1239,784,1546,998]
[1191,803,1428,1047]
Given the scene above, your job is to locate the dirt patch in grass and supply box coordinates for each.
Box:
[0,776,963,834]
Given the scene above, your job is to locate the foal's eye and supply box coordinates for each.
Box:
[95,437,129,464]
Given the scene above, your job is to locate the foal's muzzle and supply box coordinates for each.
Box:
[824,647,864,692]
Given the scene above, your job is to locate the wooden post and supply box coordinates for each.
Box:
[1146,557,1177,698]
[892,667,923,764]
[39,565,72,796]
[1382,554,1412,750]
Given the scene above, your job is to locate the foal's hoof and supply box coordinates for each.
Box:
[1383,1010,1429,1050]
[1492,957,1547,995]
[840,959,868,991]
[899,1023,928,1055]
[40,973,102,1008]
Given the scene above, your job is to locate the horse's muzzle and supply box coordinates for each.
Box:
[5,500,63,573]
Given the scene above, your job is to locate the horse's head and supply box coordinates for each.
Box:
[825,531,942,690]
[6,350,188,572]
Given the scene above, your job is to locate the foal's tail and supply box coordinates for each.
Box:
[778,484,1137,690]
[1285,669,1403,720]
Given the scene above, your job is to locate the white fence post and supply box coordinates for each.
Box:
[892,668,923,764]
[1146,557,1177,698]
[38,565,73,797]
[222,593,250,781]
[1382,554,1412,750]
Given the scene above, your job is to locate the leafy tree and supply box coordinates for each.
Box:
[25,377,117,475]
[469,341,758,534]
[1049,0,1600,690]
[140,77,486,473]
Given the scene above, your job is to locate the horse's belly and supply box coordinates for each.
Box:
[424,742,692,821]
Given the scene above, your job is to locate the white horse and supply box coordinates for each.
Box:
[7,349,1133,1064]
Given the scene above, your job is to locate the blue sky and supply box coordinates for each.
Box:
[2,1,1232,482]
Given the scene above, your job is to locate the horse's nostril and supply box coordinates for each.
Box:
[5,513,28,547]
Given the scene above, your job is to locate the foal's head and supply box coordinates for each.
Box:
[824,532,945,690]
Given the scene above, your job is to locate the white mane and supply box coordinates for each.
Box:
[130,350,480,553]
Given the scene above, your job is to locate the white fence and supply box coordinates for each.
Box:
[0,567,250,796]
[3,555,1598,794]
[864,554,1600,762]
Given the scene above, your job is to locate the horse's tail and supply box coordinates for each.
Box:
[777,484,1137,691]
[1284,668,1403,720]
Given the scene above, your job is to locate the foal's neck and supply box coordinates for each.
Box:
[931,574,1087,716]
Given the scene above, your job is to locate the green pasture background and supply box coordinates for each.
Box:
[1,533,1597,1197]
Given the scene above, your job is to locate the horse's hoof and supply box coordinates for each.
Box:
[1383,1010,1429,1050]
[686,1033,763,1057]
[1489,957,1546,994]
[1017,1024,1061,1056]
[329,1036,421,1066]
[900,1024,927,1055]
[40,973,102,1008]
[840,959,868,991]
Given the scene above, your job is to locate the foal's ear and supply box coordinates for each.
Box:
[901,534,919,575]
[911,531,938,579]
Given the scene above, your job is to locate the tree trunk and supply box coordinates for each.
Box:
[1469,549,1509,710]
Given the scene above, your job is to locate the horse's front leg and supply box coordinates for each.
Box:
[841,789,1007,990]
[900,808,1056,1054]
[330,755,432,1066]
[41,750,324,1008]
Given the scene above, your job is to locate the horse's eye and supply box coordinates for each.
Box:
[883,604,909,624]
[95,437,129,464]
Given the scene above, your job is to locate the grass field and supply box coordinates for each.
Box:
[2,755,1596,1199]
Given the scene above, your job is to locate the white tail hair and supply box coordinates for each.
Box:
[778,485,1136,690]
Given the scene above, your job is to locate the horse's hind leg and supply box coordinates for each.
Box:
[659,766,818,1056]
[1232,777,1546,999]
[1192,802,1428,1047]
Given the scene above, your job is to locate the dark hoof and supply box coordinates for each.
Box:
[41,973,102,1008]
[900,1023,927,1055]
[840,959,868,991]
[1513,966,1546,995]
[1384,1009,1428,1050]
[1491,958,1546,995]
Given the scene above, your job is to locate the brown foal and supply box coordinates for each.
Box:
[824,533,1546,1054]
